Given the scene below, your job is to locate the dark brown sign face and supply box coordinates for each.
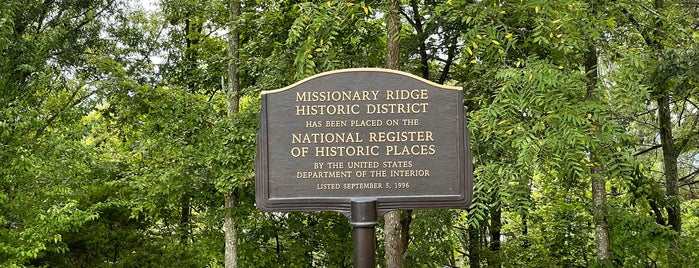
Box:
[255,68,472,213]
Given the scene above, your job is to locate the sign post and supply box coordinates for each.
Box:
[350,198,378,268]
[255,68,472,266]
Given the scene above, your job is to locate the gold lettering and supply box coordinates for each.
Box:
[347,161,380,168]
[315,145,380,157]
[297,171,352,179]
[350,119,383,127]
[385,144,436,156]
[390,169,430,177]
[368,131,434,142]
[306,121,322,128]
[292,133,363,144]
[316,183,341,189]
[296,90,380,102]
[295,104,361,116]
[382,161,413,168]
[342,183,383,189]
[385,89,429,100]
[365,103,428,114]
[325,120,347,127]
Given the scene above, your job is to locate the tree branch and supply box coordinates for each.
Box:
[634,144,662,156]
[438,37,458,84]
[399,9,417,30]
[680,178,699,188]
[34,90,95,139]
[679,169,699,183]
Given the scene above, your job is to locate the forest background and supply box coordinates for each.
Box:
[2,0,699,267]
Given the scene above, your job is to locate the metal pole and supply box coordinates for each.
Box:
[350,198,378,268]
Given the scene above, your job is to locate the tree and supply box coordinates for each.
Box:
[3,0,699,266]
[224,0,241,267]
[383,0,403,267]
[449,0,661,266]
[618,0,698,265]
[1,0,118,265]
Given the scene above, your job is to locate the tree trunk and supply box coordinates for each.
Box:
[409,0,428,79]
[658,92,681,234]
[658,92,681,267]
[468,221,480,268]
[224,0,241,267]
[585,39,611,262]
[384,211,402,267]
[226,0,241,119]
[521,213,530,249]
[384,0,402,267]
[180,193,191,244]
[649,0,681,266]
[224,193,238,268]
[385,0,401,71]
[400,210,412,256]
[438,39,458,85]
[184,18,202,93]
[487,205,501,267]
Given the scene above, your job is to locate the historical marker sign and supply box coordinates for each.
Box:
[255,68,472,213]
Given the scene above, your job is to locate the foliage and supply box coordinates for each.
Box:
[1,0,698,267]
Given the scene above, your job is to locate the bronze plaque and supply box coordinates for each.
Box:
[255,68,472,213]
